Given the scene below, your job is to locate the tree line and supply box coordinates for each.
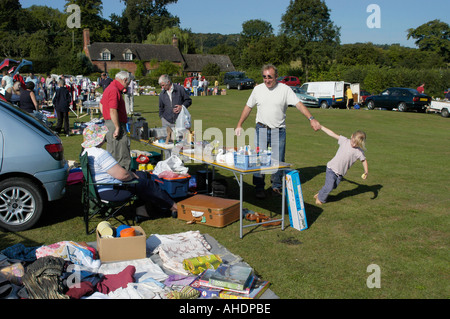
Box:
[1,0,448,97]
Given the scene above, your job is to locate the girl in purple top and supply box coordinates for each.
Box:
[315,126,369,205]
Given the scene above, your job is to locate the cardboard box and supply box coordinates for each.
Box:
[96,226,147,262]
[285,171,308,231]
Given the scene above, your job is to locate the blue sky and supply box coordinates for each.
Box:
[20,0,449,48]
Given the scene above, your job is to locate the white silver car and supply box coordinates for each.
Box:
[291,87,319,107]
[0,100,68,231]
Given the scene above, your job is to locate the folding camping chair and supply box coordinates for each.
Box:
[80,152,138,234]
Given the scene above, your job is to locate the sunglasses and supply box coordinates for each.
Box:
[262,75,274,79]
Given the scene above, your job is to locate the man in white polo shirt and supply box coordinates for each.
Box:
[235,64,321,199]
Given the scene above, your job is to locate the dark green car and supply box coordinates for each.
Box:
[223,72,255,90]
[365,87,431,112]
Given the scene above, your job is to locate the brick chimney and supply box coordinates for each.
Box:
[83,28,91,58]
[172,34,178,48]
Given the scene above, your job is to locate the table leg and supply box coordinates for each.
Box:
[239,173,243,239]
[282,171,286,230]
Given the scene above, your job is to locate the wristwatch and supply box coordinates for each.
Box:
[309,116,315,121]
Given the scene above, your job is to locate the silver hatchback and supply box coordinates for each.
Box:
[0,101,68,231]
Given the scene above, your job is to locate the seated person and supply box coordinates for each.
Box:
[81,124,177,214]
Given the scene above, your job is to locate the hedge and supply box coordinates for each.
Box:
[308,64,450,98]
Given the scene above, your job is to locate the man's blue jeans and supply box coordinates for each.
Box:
[253,123,286,191]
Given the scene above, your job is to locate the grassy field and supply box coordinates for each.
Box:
[1,89,448,299]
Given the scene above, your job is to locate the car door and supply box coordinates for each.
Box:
[389,89,402,109]
[289,77,296,86]
[376,89,391,108]
[0,130,3,171]
[351,83,360,103]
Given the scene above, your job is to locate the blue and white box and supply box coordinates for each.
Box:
[285,170,308,231]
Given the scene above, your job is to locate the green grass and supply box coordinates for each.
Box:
[1,89,449,299]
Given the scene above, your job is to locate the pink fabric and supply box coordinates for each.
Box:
[96,265,136,294]
[67,172,84,185]
[66,281,95,299]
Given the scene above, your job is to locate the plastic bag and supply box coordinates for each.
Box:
[153,155,188,176]
[175,105,191,130]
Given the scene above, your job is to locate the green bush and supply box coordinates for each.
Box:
[308,64,449,97]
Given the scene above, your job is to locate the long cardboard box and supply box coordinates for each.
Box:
[286,170,308,231]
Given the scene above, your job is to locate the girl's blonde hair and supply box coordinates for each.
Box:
[351,131,367,149]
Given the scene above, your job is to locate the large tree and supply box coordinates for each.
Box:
[280,0,340,80]
[64,0,116,43]
[240,19,274,44]
[407,19,450,63]
[144,26,196,54]
[0,0,23,32]
[121,0,179,43]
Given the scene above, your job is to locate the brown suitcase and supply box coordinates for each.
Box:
[177,194,240,227]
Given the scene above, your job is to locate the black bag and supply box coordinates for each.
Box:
[212,179,228,198]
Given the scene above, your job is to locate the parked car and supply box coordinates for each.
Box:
[223,72,255,90]
[365,87,431,112]
[429,100,450,117]
[277,76,301,87]
[360,90,371,103]
[0,101,68,231]
[300,81,360,109]
[290,87,319,107]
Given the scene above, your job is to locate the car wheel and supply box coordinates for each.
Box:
[367,100,375,110]
[398,102,407,112]
[0,178,44,232]
[441,108,449,118]
[320,101,329,109]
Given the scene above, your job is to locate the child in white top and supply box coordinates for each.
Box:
[315,126,369,204]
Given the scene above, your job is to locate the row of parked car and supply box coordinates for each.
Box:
[224,72,435,113]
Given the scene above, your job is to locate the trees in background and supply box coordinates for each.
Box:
[407,19,450,63]
[2,0,448,96]
[280,0,341,81]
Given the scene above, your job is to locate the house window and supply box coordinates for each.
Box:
[101,50,111,61]
[124,51,133,61]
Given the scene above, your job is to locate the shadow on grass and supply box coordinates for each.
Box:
[327,178,383,203]
[203,168,325,233]
[38,183,84,227]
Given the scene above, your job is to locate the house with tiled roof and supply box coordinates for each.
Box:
[83,29,235,76]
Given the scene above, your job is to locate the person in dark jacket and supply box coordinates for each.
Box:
[53,79,72,136]
[158,74,192,127]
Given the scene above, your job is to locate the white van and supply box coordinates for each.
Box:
[300,81,360,109]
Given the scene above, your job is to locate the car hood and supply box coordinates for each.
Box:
[296,93,318,100]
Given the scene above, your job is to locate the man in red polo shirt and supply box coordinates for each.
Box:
[100,71,131,170]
